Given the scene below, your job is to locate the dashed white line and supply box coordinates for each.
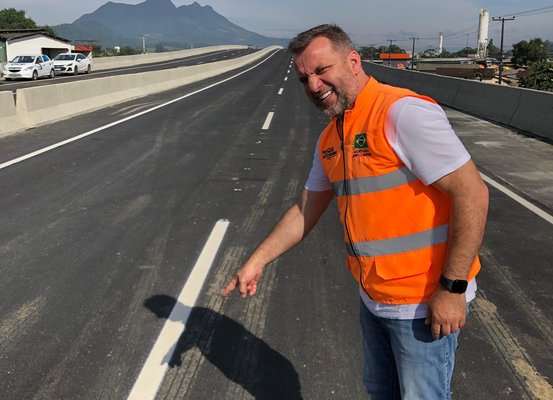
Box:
[126,219,230,400]
[284,76,288,81]
[480,173,553,225]
[262,112,275,130]
[278,88,284,95]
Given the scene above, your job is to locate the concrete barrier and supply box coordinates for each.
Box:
[91,45,247,71]
[0,91,25,137]
[510,89,553,140]
[362,62,553,142]
[4,46,281,136]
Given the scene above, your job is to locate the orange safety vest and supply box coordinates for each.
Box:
[318,78,480,304]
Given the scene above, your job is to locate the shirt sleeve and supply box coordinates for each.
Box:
[385,97,471,185]
[304,135,333,191]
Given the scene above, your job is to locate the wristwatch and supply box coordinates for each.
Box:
[439,275,468,294]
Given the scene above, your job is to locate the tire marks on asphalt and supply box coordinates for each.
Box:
[473,246,553,400]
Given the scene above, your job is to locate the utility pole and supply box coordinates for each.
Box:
[387,39,396,67]
[492,16,515,85]
[409,37,419,70]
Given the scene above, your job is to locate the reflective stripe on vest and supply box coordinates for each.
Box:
[332,166,418,196]
[346,224,449,257]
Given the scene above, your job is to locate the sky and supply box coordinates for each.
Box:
[2,0,553,51]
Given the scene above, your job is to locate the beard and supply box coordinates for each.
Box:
[312,79,355,118]
[319,86,354,118]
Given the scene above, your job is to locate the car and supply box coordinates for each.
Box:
[53,52,91,75]
[2,54,55,81]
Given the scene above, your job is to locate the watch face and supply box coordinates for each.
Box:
[440,276,468,294]
[451,280,468,294]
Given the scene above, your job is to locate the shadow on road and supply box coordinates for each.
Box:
[144,294,303,399]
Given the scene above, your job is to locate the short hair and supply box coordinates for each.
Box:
[288,24,355,55]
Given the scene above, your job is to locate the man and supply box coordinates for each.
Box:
[223,24,489,399]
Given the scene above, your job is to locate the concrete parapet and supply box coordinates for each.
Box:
[362,61,552,141]
[92,45,247,71]
[510,89,553,141]
[417,73,460,106]
[0,91,25,137]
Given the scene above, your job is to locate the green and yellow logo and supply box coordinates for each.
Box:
[353,133,371,158]
[354,133,368,149]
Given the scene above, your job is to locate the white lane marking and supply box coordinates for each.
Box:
[278,88,284,95]
[0,50,281,172]
[261,112,274,130]
[481,173,553,225]
[284,76,288,81]
[127,219,230,400]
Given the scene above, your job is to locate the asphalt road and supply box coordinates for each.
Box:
[0,48,256,92]
[0,49,551,399]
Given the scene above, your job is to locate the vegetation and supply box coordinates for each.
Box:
[358,44,406,60]
[517,60,553,91]
[486,39,501,58]
[512,38,549,67]
[0,8,56,37]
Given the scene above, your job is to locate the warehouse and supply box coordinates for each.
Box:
[0,29,72,66]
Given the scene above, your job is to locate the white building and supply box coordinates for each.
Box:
[0,29,72,66]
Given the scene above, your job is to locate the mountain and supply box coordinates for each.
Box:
[53,0,289,49]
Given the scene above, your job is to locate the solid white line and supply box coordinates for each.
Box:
[278,88,284,95]
[127,219,230,400]
[480,173,553,225]
[261,112,274,130]
[0,50,281,172]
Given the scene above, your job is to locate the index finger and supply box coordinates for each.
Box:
[221,276,238,298]
[431,322,441,341]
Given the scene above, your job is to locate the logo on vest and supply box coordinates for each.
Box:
[322,146,338,160]
[353,133,371,158]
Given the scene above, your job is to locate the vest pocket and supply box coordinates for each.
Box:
[373,249,437,281]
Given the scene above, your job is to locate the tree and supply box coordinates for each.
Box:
[118,46,139,56]
[0,8,36,29]
[454,47,478,57]
[512,38,548,67]
[0,8,57,36]
[517,61,553,91]
[486,38,501,58]
[358,46,379,60]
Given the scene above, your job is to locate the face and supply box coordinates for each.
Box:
[294,36,361,118]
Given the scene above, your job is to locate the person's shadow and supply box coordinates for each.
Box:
[144,295,303,400]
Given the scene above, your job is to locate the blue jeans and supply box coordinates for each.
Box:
[360,299,460,400]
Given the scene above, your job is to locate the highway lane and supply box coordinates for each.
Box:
[0,48,256,92]
[0,48,551,399]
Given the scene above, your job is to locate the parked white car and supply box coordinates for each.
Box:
[2,54,55,80]
[53,52,92,75]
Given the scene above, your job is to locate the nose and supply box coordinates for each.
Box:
[306,75,322,93]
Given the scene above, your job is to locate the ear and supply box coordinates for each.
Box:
[348,50,362,75]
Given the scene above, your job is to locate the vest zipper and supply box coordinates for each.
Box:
[338,117,371,299]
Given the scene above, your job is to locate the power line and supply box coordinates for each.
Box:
[500,5,553,18]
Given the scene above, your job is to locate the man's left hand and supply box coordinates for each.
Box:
[426,287,467,340]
